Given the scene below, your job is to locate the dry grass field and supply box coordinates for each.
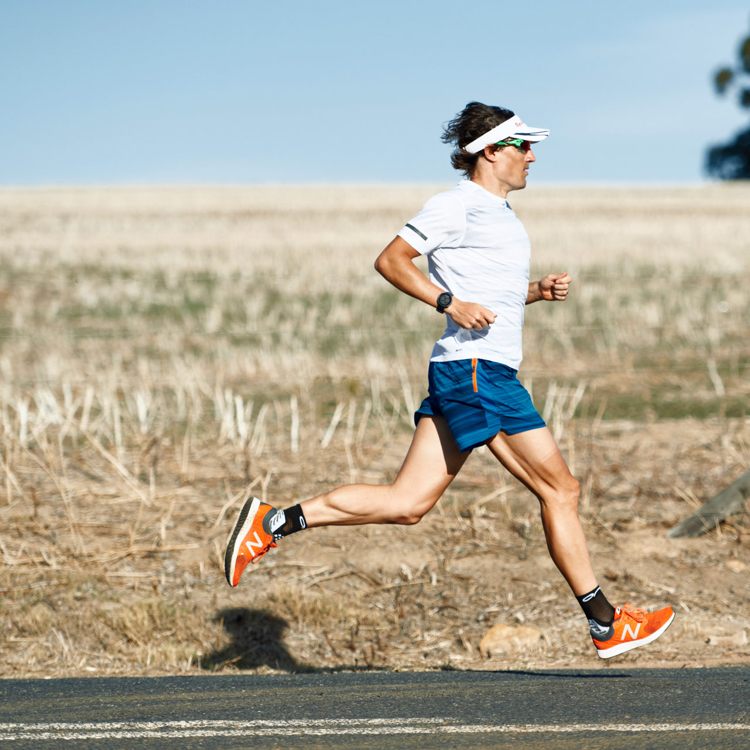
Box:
[0,183,748,677]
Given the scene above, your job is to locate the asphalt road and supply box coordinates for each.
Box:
[0,668,748,749]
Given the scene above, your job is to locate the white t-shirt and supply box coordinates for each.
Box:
[397,180,531,370]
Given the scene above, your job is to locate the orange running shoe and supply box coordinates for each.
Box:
[592,603,675,659]
[224,497,278,587]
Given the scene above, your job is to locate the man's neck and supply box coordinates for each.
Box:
[470,174,511,199]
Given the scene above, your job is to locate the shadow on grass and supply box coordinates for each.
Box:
[201,608,301,672]
[201,608,386,674]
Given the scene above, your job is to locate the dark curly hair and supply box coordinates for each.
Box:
[441,101,515,176]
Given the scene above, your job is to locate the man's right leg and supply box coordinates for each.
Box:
[486,426,675,658]
[224,415,469,586]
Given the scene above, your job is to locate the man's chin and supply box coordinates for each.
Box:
[507,177,528,193]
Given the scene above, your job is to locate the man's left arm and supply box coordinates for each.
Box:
[526,272,572,304]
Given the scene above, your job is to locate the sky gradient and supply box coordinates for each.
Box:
[1,1,749,184]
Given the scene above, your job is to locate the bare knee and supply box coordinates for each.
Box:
[389,491,437,525]
[540,475,580,514]
[391,503,429,525]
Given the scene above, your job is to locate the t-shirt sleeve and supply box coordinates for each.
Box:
[397,191,466,255]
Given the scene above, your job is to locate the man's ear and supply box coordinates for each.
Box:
[483,144,499,162]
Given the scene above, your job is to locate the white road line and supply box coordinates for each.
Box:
[0,719,443,730]
[0,719,748,741]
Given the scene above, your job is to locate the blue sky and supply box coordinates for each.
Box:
[1,1,748,184]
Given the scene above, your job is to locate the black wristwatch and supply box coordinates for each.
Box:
[436,291,453,313]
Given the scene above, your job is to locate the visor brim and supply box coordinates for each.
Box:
[464,116,550,153]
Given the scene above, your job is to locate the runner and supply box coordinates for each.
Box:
[224,102,675,659]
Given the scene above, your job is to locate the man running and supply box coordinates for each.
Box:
[224,102,675,659]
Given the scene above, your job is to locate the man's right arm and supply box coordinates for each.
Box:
[373,237,496,330]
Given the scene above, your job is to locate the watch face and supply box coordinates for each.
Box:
[437,292,452,310]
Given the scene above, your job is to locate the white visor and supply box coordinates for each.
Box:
[464,115,550,154]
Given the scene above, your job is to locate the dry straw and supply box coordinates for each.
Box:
[0,184,748,676]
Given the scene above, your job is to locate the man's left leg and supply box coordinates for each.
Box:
[486,426,674,658]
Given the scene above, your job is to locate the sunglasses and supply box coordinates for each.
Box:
[494,138,533,153]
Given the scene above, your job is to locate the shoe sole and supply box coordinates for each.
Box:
[224,496,262,587]
[596,611,675,659]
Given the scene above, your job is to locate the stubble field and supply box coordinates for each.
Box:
[0,183,748,677]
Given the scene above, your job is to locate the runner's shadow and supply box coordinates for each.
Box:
[201,608,303,672]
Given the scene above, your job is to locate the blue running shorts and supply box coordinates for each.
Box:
[414,358,546,452]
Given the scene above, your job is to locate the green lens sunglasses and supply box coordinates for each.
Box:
[494,138,532,153]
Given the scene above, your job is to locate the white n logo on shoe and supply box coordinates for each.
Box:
[245,532,265,557]
[621,622,641,641]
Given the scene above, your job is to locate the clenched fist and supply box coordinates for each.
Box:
[446,298,497,329]
[539,272,572,301]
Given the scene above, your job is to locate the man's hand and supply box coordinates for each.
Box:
[538,272,572,302]
[445,298,497,329]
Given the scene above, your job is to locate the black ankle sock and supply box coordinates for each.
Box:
[576,585,615,635]
[263,504,307,540]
